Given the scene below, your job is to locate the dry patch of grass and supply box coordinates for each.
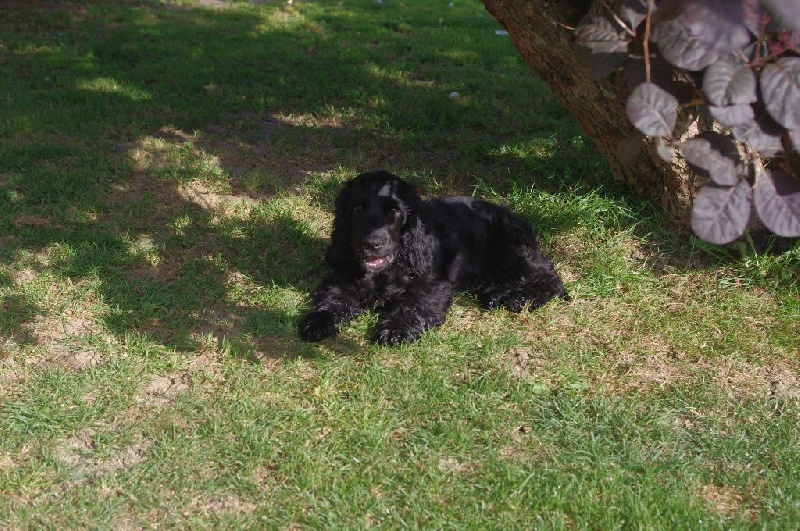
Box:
[139,373,193,407]
[500,262,797,400]
[437,456,478,474]
[630,356,799,401]
[178,181,258,214]
[0,451,16,469]
[52,427,153,474]
[497,425,553,464]
[696,482,756,521]
[186,494,260,518]
[13,276,112,372]
[11,214,59,230]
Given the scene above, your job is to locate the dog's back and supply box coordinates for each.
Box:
[422,196,542,290]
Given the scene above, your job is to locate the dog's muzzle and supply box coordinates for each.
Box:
[359,229,395,271]
[362,253,395,271]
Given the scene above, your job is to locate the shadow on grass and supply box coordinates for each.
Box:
[0,0,713,358]
[0,271,39,347]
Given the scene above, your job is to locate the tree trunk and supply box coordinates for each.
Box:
[481,0,697,226]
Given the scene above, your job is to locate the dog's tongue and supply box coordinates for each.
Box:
[364,256,388,268]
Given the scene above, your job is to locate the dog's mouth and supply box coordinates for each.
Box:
[362,253,394,271]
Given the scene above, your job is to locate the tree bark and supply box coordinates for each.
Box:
[481,0,697,226]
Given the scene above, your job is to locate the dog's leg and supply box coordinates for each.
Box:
[478,256,568,312]
[298,272,372,342]
[375,280,454,345]
[478,211,569,312]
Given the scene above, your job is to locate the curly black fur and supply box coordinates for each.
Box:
[299,170,569,345]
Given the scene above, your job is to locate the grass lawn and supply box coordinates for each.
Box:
[1,0,798,527]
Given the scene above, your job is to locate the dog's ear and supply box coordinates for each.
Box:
[397,182,434,277]
[399,217,434,276]
[395,178,422,211]
[324,179,355,268]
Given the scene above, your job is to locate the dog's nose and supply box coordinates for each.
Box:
[363,234,388,252]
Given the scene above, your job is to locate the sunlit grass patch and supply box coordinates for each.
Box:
[76,76,151,101]
[129,134,228,184]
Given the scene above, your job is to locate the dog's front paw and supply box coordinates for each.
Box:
[298,310,338,342]
[375,319,421,346]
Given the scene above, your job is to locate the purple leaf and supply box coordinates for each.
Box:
[575,16,629,54]
[626,82,678,137]
[620,0,648,31]
[709,104,755,127]
[731,105,784,156]
[653,0,752,71]
[680,134,741,186]
[760,57,800,130]
[740,0,770,35]
[691,179,752,244]
[653,17,720,71]
[754,168,800,237]
[703,55,757,106]
[760,0,800,32]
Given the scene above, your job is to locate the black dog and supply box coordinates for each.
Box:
[299,170,568,345]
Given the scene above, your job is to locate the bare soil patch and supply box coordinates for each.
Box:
[52,427,153,477]
[188,494,260,517]
[26,311,109,371]
[12,214,56,229]
[178,181,254,211]
[139,372,193,407]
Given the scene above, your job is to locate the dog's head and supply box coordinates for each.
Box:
[326,170,427,275]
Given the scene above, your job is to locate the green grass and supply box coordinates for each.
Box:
[1,0,798,528]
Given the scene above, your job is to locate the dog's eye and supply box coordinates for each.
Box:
[390,208,401,218]
[352,205,363,214]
